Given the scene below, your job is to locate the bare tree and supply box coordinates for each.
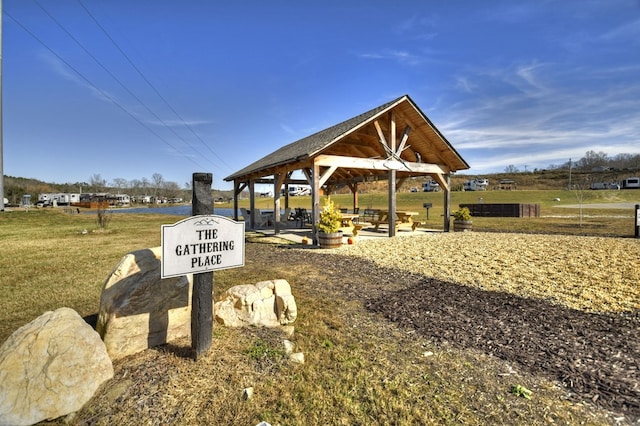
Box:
[129,179,142,203]
[577,150,608,170]
[141,177,150,197]
[90,174,107,193]
[111,178,128,192]
[152,173,165,201]
[163,181,181,199]
[504,164,520,173]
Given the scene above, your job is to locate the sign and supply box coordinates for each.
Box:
[161,215,244,278]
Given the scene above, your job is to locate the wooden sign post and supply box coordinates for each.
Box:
[191,173,214,359]
[161,173,245,360]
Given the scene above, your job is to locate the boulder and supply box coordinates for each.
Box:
[96,247,194,360]
[0,307,113,425]
[214,279,297,327]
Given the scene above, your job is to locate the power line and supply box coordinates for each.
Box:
[77,0,234,172]
[32,0,219,171]
[5,9,211,172]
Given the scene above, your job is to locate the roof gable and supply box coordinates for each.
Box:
[224,95,468,183]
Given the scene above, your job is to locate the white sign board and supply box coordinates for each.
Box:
[161,215,245,279]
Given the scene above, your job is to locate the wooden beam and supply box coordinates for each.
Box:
[374,120,388,147]
[396,125,411,155]
[319,165,338,187]
[315,154,449,175]
[302,168,312,184]
[431,173,450,192]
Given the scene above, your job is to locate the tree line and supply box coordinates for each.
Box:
[2,173,189,206]
[505,150,640,174]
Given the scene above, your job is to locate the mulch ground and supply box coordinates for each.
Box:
[365,278,640,419]
[256,243,640,422]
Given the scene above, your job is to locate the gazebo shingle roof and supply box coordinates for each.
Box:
[224,94,468,183]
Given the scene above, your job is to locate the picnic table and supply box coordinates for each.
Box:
[371,210,421,231]
[339,213,364,236]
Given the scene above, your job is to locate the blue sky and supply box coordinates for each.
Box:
[3,0,639,190]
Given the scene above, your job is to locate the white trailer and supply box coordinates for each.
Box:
[285,185,311,196]
[463,178,489,191]
[622,177,640,189]
[422,181,440,192]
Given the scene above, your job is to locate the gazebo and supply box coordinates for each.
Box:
[224,94,469,240]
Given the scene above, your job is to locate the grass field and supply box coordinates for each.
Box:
[1,190,639,425]
[232,188,640,237]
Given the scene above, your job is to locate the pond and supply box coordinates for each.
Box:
[104,205,237,217]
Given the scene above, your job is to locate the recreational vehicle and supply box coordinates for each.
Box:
[422,181,440,192]
[622,177,640,189]
[590,182,620,190]
[113,194,131,206]
[463,178,489,191]
[284,185,311,196]
[37,193,79,206]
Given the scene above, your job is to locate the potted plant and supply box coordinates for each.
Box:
[317,199,343,248]
[452,207,472,232]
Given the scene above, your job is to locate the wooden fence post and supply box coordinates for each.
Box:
[191,172,213,359]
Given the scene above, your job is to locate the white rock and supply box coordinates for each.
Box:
[214,280,296,328]
[0,308,114,425]
[255,280,275,299]
[289,352,305,364]
[273,279,292,296]
[96,247,193,360]
[282,339,295,354]
[276,294,298,324]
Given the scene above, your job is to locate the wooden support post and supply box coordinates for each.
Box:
[388,112,397,237]
[191,172,213,360]
[443,174,451,232]
[312,160,320,245]
[248,179,256,229]
[273,172,286,234]
[348,183,359,211]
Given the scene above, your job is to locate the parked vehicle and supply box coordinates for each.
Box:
[463,178,489,191]
[422,181,440,192]
[590,182,620,190]
[283,185,311,196]
[37,193,80,206]
[622,177,640,189]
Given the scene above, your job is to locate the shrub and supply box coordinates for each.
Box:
[317,199,342,234]
[452,207,472,221]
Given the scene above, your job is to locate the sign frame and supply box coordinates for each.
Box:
[161,214,245,279]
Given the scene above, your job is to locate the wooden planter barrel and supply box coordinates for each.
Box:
[453,220,472,232]
[318,232,343,248]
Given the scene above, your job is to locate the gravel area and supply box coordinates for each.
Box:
[297,232,640,420]
[337,232,640,313]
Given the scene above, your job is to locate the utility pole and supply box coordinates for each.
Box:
[0,0,5,211]
[568,158,572,190]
